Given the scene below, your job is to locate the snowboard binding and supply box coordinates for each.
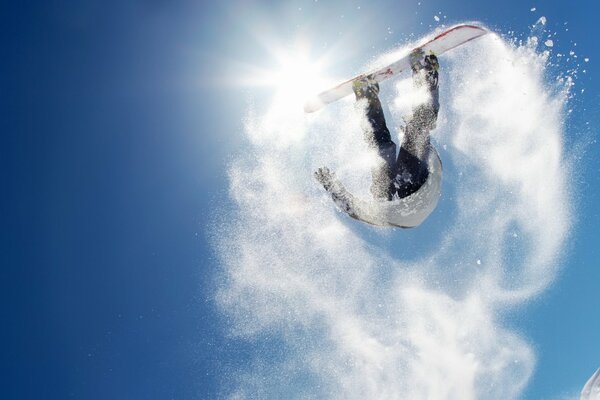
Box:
[409,49,439,72]
[410,49,439,90]
[352,74,380,100]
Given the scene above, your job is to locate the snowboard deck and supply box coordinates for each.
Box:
[304,24,488,113]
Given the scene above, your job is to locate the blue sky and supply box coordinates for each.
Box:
[2,1,599,399]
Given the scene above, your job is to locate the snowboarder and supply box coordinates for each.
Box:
[314,49,443,228]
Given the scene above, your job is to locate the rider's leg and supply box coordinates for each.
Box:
[394,52,440,198]
[353,77,396,200]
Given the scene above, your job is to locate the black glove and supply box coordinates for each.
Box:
[314,166,335,192]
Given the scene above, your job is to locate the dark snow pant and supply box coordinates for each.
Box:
[360,73,439,199]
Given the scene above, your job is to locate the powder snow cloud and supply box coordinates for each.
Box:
[214,29,573,400]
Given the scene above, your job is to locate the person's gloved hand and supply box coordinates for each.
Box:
[314,166,335,192]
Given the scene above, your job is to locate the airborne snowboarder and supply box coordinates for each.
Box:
[314,49,443,228]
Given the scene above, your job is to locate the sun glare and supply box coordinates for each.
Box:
[269,51,328,110]
[248,46,330,112]
[272,54,322,93]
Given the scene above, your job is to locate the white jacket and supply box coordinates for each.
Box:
[327,147,442,228]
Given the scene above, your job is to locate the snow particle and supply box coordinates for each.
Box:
[434,15,440,22]
[477,259,482,265]
[544,39,554,47]
[538,16,547,25]
[531,7,536,12]
[584,57,589,62]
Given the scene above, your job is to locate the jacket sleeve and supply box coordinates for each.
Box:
[326,179,393,227]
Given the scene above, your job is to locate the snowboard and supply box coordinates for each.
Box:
[580,368,600,400]
[304,24,488,113]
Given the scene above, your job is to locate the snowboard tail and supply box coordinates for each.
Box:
[304,24,488,113]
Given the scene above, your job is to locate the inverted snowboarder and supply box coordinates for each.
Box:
[314,50,443,228]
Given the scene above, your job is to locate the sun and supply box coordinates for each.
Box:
[243,45,331,112]
[271,51,324,95]
[268,49,331,111]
